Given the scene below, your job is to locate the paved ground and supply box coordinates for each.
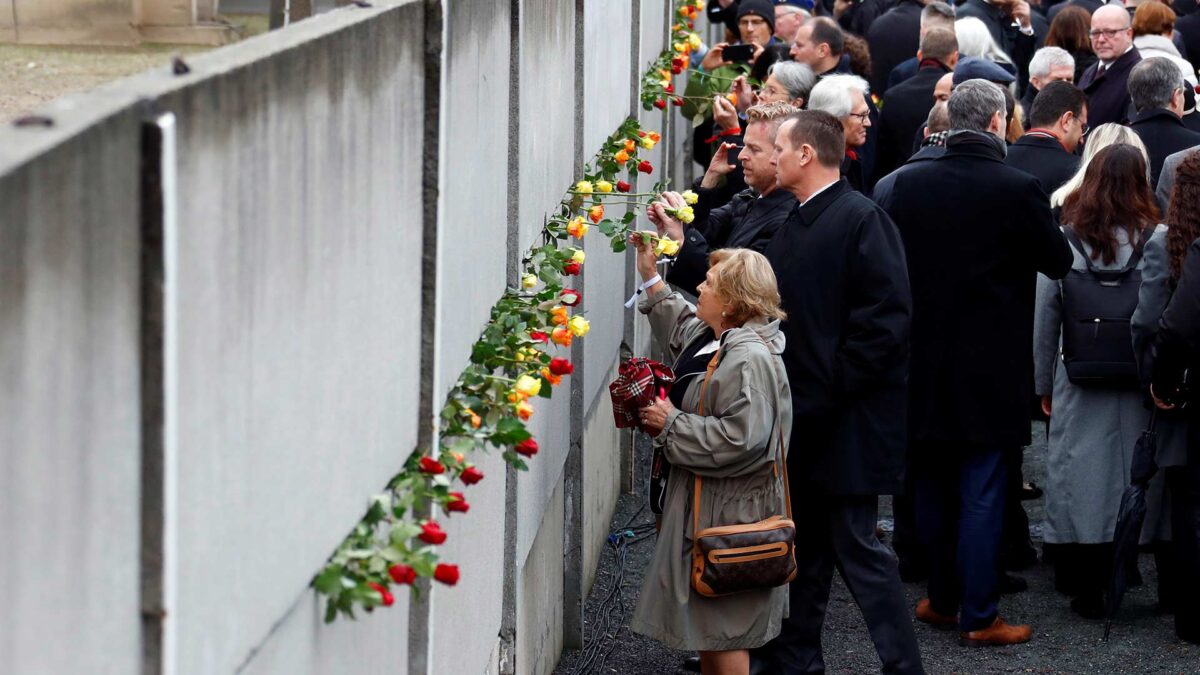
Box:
[556,424,1200,674]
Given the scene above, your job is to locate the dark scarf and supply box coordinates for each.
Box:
[945,128,1008,159]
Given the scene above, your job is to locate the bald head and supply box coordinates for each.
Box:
[1091,5,1133,61]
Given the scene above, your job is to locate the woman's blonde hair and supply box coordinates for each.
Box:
[1050,123,1150,207]
[707,249,787,325]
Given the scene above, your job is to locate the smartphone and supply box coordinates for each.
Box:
[722,44,755,63]
[724,144,742,167]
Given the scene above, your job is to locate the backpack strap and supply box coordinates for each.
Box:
[1062,225,1153,279]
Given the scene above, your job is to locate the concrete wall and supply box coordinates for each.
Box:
[0,0,676,672]
[0,99,144,675]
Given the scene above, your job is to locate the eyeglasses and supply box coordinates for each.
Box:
[1089,27,1129,39]
[848,111,871,122]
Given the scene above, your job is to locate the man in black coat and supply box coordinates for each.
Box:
[1019,46,1078,127]
[878,79,1074,646]
[1150,235,1200,647]
[874,28,958,182]
[866,0,925,95]
[754,110,925,674]
[956,0,1046,91]
[658,103,800,295]
[1127,57,1200,187]
[882,0,958,91]
[872,102,950,204]
[1077,5,1142,126]
[1006,81,1087,195]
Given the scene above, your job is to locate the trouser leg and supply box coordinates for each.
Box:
[893,477,928,580]
[1001,446,1034,569]
[762,491,836,674]
[957,446,1007,631]
[914,449,959,615]
[1169,465,1200,641]
[829,496,926,675]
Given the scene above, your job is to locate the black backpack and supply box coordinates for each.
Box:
[1059,227,1154,388]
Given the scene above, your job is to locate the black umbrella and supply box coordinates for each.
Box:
[1104,411,1159,640]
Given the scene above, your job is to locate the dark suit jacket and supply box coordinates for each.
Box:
[1077,46,1142,127]
[1019,84,1039,129]
[1179,13,1200,73]
[1005,133,1080,197]
[1047,0,1104,23]
[887,56,920,91]
[766,179,912,495]
[867,0,923,96]
[1130,108,1200,188]
[877,131,1073,449]
[870,144,946,205]
[957,0,1045,92]
[875,63,951,181]
[668,188,797,295]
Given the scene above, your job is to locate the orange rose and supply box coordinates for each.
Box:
[541,367,563,386]
[552,326,573,347]
[588,205,604,223]
[624,139,636,153]
[550,305,569,325]
[614,149,630,164]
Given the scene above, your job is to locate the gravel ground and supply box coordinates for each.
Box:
[556,424,1200,675]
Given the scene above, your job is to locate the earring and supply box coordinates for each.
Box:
[721,311,727,317]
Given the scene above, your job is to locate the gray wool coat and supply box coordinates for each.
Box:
[629,285,793,652]
[1131,226,1190,542]
[1034,227,1153,544]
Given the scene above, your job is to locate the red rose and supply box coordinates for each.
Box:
[419,521,447,545]
[419,456,445,475]
[516,438,539,457]
[653,99,666,110]
[389,563,417,585]
[461,465,484,485]
[664,83,675,94]
[671,96,683,107]
[559,288,581,306]
[637,160,653,174]
[549,357,574,376]
[637,130,647,137]
[368,582,395,607]
[563,261,582,276]
[616,180,631,193]
[434,564,460,586]
[529,330,549,343]
[446,492,470,513]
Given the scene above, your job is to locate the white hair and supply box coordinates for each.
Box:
[1029,46,1076,80]
[955,17,1014,65]
[1050,123,1151,207]
[807,74,869,119]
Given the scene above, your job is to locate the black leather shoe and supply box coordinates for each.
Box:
[1000,573,1028,594]
[681,655,701,672]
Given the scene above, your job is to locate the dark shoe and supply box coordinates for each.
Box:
[915,598,958,629]
[681,655,701,672]
[1000,573,1028,595]
[898,561,929,583]
[1020,482,1043,500]
[1004,546,1039,571]
[960,617,1033,646]
[1070,594,1105,620]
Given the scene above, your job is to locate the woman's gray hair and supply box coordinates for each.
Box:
[767,61,818,103]
[1051,124,1151,207]
[807,74,869,119]
[1028,46,1075,80]
[955,16,1014,65]
[948,79,1006,132]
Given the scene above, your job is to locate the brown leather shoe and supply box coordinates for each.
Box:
[915,598,957,628]
[959,617,1033,647]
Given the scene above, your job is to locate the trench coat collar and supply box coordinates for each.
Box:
[1130,107,1188,128]
[944,129,1008,161]
[795,178,852,227]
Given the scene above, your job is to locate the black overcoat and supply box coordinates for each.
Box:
[878,132,1073,449]
[1129,108,1200,188]
[766,179,913,496]
[1077,47,1142,127]
[867,0,923,96]
[875,63,952,181]
[1005,133,1080,196]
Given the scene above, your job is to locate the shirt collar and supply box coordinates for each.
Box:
[1101,44,1134,68]
[804,179,840,205]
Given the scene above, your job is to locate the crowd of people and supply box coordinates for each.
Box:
[623,0,1200,673]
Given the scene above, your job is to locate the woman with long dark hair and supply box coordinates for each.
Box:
[1034,144,1161,618]
[1133,151,1200,637]
[1046,5,1098,84]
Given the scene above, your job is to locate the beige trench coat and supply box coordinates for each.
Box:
[629,286,794,652]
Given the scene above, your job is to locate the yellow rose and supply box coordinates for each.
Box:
[568,315,590,337]
[516,400,534,421]
[520,273,539,289]
[673,42,688,53]
[687,33,702,50]
[681,190,699,205]
[674,205,695,224]
[639,136,654,149]
[575,180,593,195]
[596,180,613,193]
[655,237,681,257]
[514,374,542,399]
[571,249,586,264]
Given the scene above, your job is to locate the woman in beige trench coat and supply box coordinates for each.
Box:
[627,238,794,675]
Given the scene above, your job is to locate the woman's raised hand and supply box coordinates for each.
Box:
[629,230,660,281]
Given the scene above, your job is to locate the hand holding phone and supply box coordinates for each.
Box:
[722,44,755,63]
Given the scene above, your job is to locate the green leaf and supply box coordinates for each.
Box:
[314,566,344,595]
[324,599,339,623]
[491,417,531,445]
[611,238,628,253]
[597,220,616,236]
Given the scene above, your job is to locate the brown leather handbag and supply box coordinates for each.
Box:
[689,349,797,598]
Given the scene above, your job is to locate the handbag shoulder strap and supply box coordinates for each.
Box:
[691,339,792,544]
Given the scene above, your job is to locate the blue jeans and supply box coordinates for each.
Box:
[914,443,1007,632]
